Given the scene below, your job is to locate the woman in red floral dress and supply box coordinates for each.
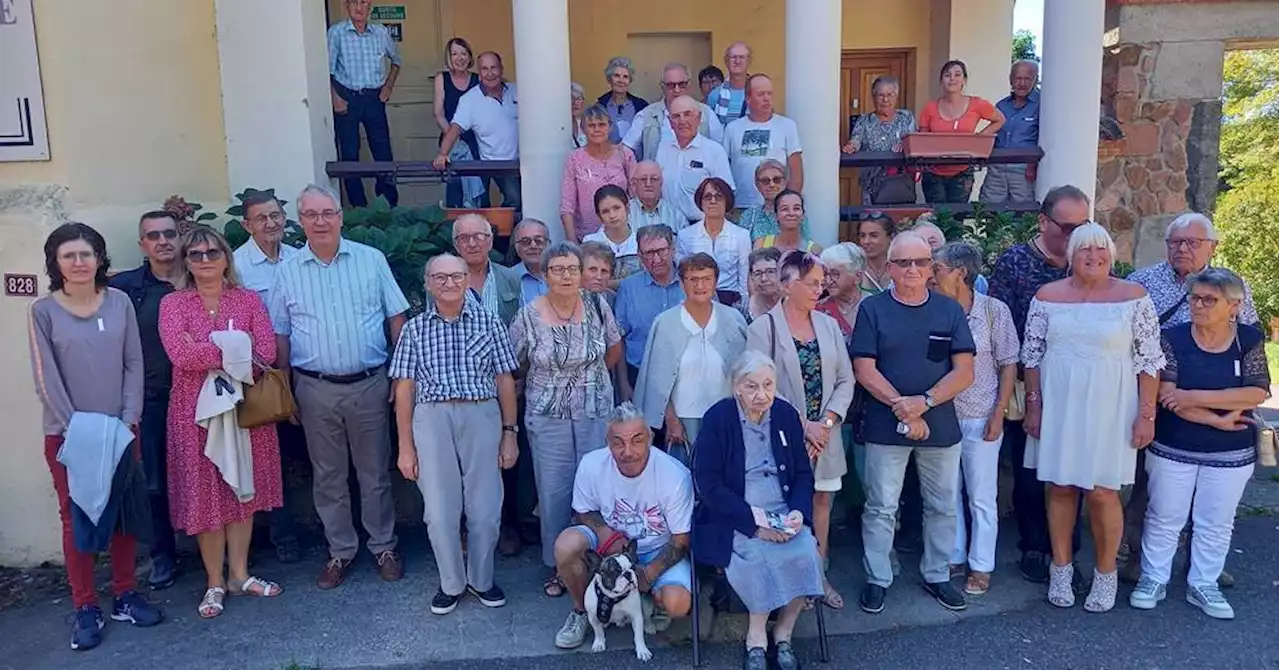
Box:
[158,227,283,619]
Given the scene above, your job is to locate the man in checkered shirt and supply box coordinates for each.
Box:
[389,253,520,615]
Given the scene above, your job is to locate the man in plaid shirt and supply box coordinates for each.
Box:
[389,254,520,615]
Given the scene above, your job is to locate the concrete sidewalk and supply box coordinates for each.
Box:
[0,467,1274,670]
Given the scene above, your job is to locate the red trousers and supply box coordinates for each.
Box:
[43,435,137,608]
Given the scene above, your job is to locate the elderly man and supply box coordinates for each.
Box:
[109,211,178,589]
[453,213,521,325]
[739,246,782,323]
[622,62,724,161]
[552,402,694,650]
[1120,211,1259,588]
[615,225,686,396]
[654,95,735,223]
[434,52,520,210]
[391,253,519,615]
[980,60,1041,204]
[851,233,975,614]
[329,0,401,208]
[723,74,803,209]
[231,191,305,563]
[707,42,753,126]
[269,183,409,590]
[511,218,550,306]
[629,160,688,232]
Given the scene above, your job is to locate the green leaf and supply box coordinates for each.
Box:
[226,204,245,217]
[196,212,218,222]
[223,220,249,249]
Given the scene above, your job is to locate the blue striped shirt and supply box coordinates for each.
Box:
[327,20,402,91]
[268,239,409,375]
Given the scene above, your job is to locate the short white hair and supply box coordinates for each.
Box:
[730,350,777,387]
[1066,222,1116,264]
[820,242,867,275]
[605,401,648,429]
[570,82,585,100]
[297,183,341,210]
[887,232,930,258]
[1165,212,1218,242]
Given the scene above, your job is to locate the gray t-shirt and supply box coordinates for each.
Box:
[28,288,144,436]
[849,290,975,447]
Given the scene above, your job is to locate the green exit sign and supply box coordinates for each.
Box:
[370,5,405,21]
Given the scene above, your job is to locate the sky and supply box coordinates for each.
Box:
[1013,0,1044,57]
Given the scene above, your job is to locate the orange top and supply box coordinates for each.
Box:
[917,96,999,176]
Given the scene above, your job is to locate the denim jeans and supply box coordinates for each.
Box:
[862,442,961,587]
[140,397,175,562]
[480,173,522,211]
[333,88,399,208]
[921,169,975,204]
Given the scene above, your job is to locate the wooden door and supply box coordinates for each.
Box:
[626,33,713,105]
[839,49,915,209]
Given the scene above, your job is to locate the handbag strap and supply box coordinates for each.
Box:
[1158,293,1188,325]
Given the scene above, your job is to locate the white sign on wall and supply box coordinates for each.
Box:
[0,0,50,162]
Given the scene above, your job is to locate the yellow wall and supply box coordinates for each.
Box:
[0,0,228,565]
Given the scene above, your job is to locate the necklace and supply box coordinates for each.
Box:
[547,296,580,324]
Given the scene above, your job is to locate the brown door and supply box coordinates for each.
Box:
[839,49,915,210]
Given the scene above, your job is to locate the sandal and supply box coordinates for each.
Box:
[1047,562,1075,608]
[198,586,226,619]
[229,575,283,597]
[820,579,845,610]
[965,571,991,596]
[543,573,566,598]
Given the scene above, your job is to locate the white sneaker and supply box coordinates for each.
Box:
[1187,584,1234,620]
[554,610,590,649]
[1128,577,1166,610]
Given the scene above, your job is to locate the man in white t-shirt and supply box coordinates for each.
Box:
[723,74,803,209]
[551,402,694,650]
[433,51,520,210]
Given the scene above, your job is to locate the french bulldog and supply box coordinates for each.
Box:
[584,540,653,661]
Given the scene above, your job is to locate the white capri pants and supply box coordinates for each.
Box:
[951,417,1003,573]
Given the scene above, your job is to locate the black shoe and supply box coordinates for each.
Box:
[275,538,302,564]
[67,605,104,651]
[111,591,164,627]
[498,525,522,557]
[774,640,800,670]
[147,554,176,590]
[467,583,507,608]
[858,583,886,614]
[1019,551,1049,584]
[744,646,767,670]
[431,589,461,615]
[923,581,967,611]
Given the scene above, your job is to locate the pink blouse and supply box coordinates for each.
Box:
[559,144,635,240]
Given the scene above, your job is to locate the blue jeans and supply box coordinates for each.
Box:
[481,173,522,211]
[571,525,693,593]
[333,86,399,208]
[921,169,975,204]
[140,397,174,562]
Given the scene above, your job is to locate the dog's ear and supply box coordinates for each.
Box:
[584,549,602,575]
[623,537,639,564]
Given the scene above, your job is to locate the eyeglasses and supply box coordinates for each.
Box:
[429,272,467,285]
[756,175,786,186]
[701,192,726,202]
[515,236,548,248]
[632,176,661,185]
[453,232,492,246]
[546,265,581,278]
[889,258,931,268]
[299,210,341,222]
[1189,294,1221,307]
[248,212,285,226]
[143,229,178,241]
[750,268,778,279]
[186,248,225,263]
[1046,215,1089,236]
[1167,238,1211,251]
[663,80,691,90]
[682,275,717,286]
[58,250,97,264]
[640,246,672,259]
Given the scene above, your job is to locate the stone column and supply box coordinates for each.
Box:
[214,0,335,209]
[785,0,842,245]
[512,0,571,240]
[1038,0,1106,208]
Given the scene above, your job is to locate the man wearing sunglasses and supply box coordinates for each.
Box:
[621,62,723,161]
[109,211,180,590]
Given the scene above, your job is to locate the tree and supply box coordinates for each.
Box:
[1012,29,1038,62]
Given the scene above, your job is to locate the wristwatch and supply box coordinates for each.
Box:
[821,416,836,429]
[924,393,938,409]
[502,424,519,434]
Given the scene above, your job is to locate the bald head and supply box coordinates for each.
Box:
[668,95,702,144]
[426,253,465,275]
[888,232,931,260]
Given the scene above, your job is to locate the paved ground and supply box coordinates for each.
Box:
[1,464,1274,670]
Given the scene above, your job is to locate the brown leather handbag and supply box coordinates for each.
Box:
[237,359,297,429]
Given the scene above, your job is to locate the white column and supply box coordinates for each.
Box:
[1038,0,1105,209]
[786,0,842,246]
[513,0,571,240]
[215,0,335,211]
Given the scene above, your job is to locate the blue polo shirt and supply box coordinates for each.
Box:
[614,269,684,369]
[994,88,1040,149]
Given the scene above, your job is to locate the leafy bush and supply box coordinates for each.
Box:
[933,203,1039,273]
[221,188,305,250]
[340,198,457,309]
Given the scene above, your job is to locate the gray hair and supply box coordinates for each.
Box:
[297,183,341,210]
[512,217,549,239]
[730,350,777,387]
[1186,267,1246,303]
[887,231,931,258]
[582,104,612,126]
[820,242,867,276]
[1065,222,1116,264]
[636,224,674,247]
[606,401,648,428]
[451,212,493,235]
[604,56,636,82]
[933,241,983,289]
[754,158,788,180]
[1165,212,1219,242]
[662,61,691,82]
[871,75,901,97]
[1011,59,1040,80]
[425,252,464,275]
[570,82,585,100]
[541,240,583,269]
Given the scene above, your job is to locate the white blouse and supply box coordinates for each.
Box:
[671,307,728,419]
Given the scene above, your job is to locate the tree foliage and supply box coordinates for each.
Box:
[1012,29,1038,62]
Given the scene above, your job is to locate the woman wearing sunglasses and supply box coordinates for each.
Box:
[158,227,284,619]
[738,159,811,242]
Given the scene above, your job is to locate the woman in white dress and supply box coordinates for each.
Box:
[1021,223,1165,613]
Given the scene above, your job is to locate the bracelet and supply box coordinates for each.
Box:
[1025,391,1042,404]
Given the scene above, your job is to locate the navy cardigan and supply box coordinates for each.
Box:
[691,397,815,568]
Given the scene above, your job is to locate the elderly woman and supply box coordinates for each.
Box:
[816,242,867,339]
[635,253,748,464]
[676,177,752,306]
[738,159,812,242]
[747,251,855,609]
[510,242,623,597]
[932,242,1019,595]
[29,223,163,649]
[739,247,783,324]
[570,83,588,148]
[434,37,483,207]
[755,190,822,255]
[582,184,641,282]
[158,227,284,618]
[596,56,648,143]
[841,75,918,205]
[560,105,636,242]
[856,212,895,294]
[1129,268,1269,620]
[918,60,1005,204]
[693,350,824,670]
[1022,223,1165,612]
